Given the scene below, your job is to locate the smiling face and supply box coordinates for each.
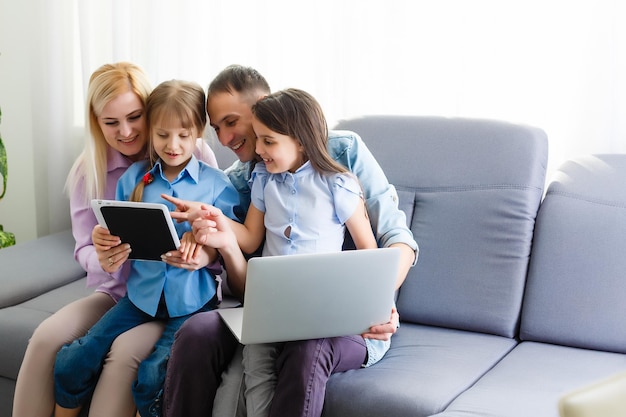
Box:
[253,117,305,174]
[97,90,147,161]
[151,117,196,180]
[206,90,261,163]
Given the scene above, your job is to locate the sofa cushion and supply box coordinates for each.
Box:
[322,323,517,417]
[0,306,52,379]
[0,377,15,417]
[520,155,626,353]
[18,278,93,313]
[0,230,86,308]
[431,342,626,417]
[0,278,92,380]
[334,116,548,338]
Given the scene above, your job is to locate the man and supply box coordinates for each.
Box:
[163,65,418,417]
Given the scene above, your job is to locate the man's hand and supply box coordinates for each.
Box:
[362,306,399,341]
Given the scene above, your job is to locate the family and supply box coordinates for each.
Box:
[12,62,418,417]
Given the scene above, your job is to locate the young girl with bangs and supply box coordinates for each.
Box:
[176,88,382,417]
[52,79,239,417]
[13,62,219,417]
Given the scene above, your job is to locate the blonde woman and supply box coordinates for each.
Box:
[12,63,218,417]
[54,79,238,417]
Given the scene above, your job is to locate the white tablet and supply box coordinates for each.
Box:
[91,199,181,261]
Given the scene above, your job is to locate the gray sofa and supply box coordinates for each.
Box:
[1,116,625,417]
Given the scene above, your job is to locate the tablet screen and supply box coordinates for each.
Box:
[92,200,180,261]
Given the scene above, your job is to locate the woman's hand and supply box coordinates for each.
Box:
[92,225,131,273]
[361,306,399,341]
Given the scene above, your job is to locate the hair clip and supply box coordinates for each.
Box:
[142,172,154,185]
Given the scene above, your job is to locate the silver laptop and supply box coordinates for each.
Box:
[217,247,401,344]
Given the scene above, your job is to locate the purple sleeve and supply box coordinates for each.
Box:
[69,172,128,292]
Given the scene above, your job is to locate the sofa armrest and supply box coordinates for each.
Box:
[0,230,86,308]
[559,372,626,417]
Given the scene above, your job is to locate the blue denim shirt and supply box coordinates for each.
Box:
[225,130,418,365]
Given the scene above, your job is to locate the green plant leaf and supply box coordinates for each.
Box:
[0,106,6,199]
[0,227,16,248]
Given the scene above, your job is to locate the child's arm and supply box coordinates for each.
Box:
[189,205,249,300]
[161,193,265,255]
[235,204,266,254]
[347,197,398,342]
[345,198,378,250]
[174,203,264,255]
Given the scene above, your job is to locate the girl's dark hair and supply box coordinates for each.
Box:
[130,80,207,201]
[252,88,346,175]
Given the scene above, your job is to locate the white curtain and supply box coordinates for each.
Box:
[34,0,626,234]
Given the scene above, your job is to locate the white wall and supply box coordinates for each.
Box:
[0,0,76,244]
[0,0,40,243]
[2,0,626,246]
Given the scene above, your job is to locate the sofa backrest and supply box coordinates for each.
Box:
[520,154,626,353]
[0,229,86,308]
[334,116,548,338]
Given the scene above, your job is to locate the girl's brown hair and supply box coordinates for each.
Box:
[251,88,346,174]
[130,80,207,201]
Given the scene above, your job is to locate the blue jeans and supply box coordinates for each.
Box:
[54,294,216,417]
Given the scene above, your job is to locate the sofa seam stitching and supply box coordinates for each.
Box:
[546,190,626,209]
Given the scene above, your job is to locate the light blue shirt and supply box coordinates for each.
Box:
[250,161,361,256]
[225,130,418,366]
[116,155,239,317]
[226,130,418,255]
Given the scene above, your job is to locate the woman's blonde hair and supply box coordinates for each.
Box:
[130,79,207,202]
[65,62,152,202]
